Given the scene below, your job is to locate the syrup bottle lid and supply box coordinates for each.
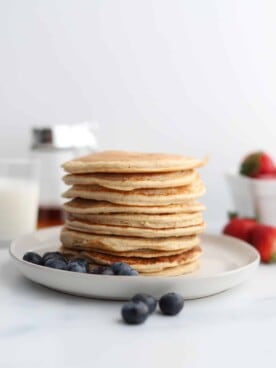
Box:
[31,122,98,151]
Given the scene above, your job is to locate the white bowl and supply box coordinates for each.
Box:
[226,173,276,226]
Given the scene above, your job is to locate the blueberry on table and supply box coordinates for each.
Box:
[121,301,149,325]
[111,262,139,276]
[44,258,67,270]
[67,260,88,273]
[159,292,184,316]
[42,252,66,265]
[132,293,157,314]
[23,252,42,265]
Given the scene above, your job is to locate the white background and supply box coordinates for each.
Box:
[1,0,276,225]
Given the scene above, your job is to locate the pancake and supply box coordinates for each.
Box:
[62,178,206,206]
[62,150,207,174]
[75,246,202,273]
[63,198,206,215]
[66,212,203,229]
[61,246,200,276]
[63,170,197,191]
[60,228,200,251]
[65,219,206,237]
[61,245,190,258]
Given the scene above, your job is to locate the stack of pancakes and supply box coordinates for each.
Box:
[60,151,207,276]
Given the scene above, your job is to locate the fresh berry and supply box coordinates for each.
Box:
[101,267,115,275]
[70,258,89,271]
[121,301,149,325]
[23,252,42,265]
[44,258,67,270]
[111,262,139,276]
[129,269,139,276]
[67,260,88,273]
[250,224,276,263]
[223,218,257,242]
[90,266,114,275]
[42,252,66,265]
[159,292,184,316]
[132,293,157,314]
[240,151,276,177]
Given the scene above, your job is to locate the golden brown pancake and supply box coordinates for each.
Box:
[63,170,197,191]
[66,212,203,229]
[63,245,202,273]
[62,177,206,206]
[62,150,207,174]
[63,198,206,215]
[61,245,189,258]
[60,228,200,252]
[65,219,206,237]
[61,246,200,276]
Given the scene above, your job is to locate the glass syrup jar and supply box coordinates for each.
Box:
[30,122,98,228]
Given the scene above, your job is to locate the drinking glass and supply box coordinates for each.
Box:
[0,159,39,246]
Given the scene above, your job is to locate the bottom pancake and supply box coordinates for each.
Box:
[60,245,201,273]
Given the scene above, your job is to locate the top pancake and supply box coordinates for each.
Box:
[62,150,207,173]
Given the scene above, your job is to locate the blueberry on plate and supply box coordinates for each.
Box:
[132,293,157,314]
[23,252,42,265]
[42,252,66,265]
[90,266,115,275]
[121,301,149,325]
[44,258,67,270]
[159,292,184,316]
[71,258,89,271]
[67,259,88,273]
[111,262,139,276]
[101,267,115,275]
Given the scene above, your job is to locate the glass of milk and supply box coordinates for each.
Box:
[0,159,39,246]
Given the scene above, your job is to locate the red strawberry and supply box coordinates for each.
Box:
[240,151,276,177]
[223,218,257,243]
[250,224,276,263]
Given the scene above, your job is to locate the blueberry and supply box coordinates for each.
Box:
[129,269,139,276]
[23,252,42,265]
[101,267,115,275]
[44,258,67,270]
[159,292,184,316]
[42,252,66,265]
[70,258,89,272]
[90,266,104,274]
[132,293,157,314]
[90,266,115,275]
[67,261,88,273]
[121,301,149,325]
[111,262,139,276]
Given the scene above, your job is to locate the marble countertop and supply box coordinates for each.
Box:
[0,245,275,368]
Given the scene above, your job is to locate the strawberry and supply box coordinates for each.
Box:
[240,151,276,177]
[250,224,276,263]
[223,218,257,243]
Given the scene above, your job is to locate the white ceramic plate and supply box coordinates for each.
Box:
[10,227,260,300]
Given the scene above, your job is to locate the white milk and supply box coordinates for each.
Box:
[0,178,39,240]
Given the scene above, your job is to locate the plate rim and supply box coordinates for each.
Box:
[9,226,260,281]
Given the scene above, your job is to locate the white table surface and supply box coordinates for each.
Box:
[0,243,275,368]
